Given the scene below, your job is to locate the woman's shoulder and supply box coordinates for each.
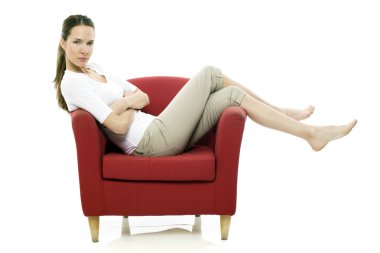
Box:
[61,71,92,95]
[62,70,87,84]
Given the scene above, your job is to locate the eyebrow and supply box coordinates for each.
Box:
[73,38,94,42]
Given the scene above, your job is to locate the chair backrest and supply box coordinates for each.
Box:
[128,76,189,116]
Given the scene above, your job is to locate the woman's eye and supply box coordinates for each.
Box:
[73,41,79,44]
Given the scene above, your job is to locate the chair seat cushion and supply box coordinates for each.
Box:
[102,146,215,182]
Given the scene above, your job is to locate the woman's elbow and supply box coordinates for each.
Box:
[107,122,127,135]
[113,125,129,135]
[145,94,150,105]
[114,119,131,135]
[103,113,129,135]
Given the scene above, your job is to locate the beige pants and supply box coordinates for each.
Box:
[132,66,247,157]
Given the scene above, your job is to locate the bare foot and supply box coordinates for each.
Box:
[282,105,315,121]
[307,120,357,151]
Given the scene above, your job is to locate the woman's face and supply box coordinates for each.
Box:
[60,25,95,71]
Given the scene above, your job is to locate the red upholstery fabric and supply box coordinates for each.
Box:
[103,145,215,181]
[127,76,190,116]
[70,76,247,217]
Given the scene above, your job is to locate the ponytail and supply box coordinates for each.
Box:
[53,44,68,111]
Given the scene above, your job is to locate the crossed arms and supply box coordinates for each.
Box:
[102,89,150,134]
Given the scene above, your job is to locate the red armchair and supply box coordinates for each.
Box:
[70,76,247,242]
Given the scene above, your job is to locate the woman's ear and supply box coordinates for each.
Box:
[60,38,66,50]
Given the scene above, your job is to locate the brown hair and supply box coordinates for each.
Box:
[53,14,95,111]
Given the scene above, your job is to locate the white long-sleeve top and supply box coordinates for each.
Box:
[61,63,155,154]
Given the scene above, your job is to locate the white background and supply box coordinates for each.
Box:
[0,0,379,252]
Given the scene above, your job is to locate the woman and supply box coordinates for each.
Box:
[54,14,357,157]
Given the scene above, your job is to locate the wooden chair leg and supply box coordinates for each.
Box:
[88,216,99,242]
[193,215,202,234]
[220,215,231,240]
[122,216,131,236]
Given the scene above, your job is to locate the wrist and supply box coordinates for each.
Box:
[123,96,132,109]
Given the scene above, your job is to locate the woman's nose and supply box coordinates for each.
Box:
[80,46,89,55]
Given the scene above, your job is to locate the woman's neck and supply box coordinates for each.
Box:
[66,60,89,74]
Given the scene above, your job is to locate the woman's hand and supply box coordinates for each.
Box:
[123,89,150,110]
[123,91,134,98]
[109,89,149,116]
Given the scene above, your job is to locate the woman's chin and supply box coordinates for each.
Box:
[76,62,88,68]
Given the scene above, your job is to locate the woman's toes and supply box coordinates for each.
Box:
[308,120,357,151]
[284,105,315,121]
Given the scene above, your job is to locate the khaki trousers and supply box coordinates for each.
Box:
[132,66,247,157]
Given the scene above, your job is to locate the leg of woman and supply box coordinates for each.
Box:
[187,86,247,149]
[223,74,315,121]
[133,66,225,157]
[239,94,357,151]
[187,84,356,151]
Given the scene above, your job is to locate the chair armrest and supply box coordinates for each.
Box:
[214,107,247,156]
[213,107,247,214]
[70,109,107,215]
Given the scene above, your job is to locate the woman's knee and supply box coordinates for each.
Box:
[224,86,247,106]
[198,65,224,91]
[200,65,217,75]
[199,65,224,79]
